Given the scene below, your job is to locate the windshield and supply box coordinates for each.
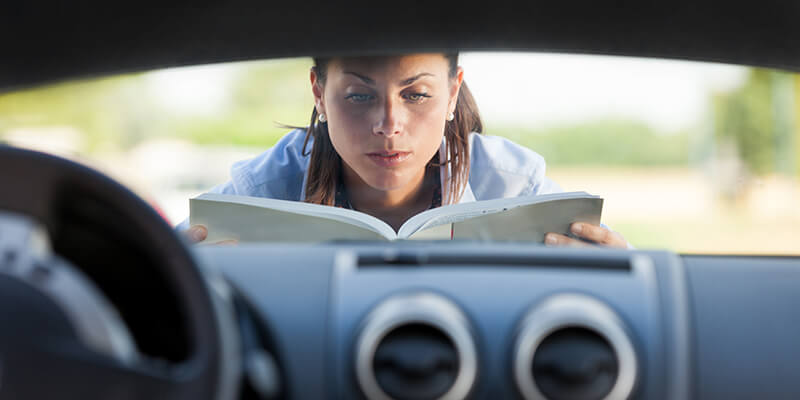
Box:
[1,52,797,254]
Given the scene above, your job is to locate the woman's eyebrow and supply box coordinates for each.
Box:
[344,71,375,84]
[343,71,435,86]
[400,73,435,86]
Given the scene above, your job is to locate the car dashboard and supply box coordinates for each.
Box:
[196,241,797,399]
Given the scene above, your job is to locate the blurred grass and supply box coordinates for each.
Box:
[612,214,800,255]
[548,166,800,255]
[169,115,290,147]
[488,119,690,166]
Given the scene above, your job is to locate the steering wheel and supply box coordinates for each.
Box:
[0,146,238,399]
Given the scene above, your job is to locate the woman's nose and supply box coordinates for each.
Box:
[372,97,404,137]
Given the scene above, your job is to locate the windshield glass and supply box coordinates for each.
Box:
[1,52,797,254]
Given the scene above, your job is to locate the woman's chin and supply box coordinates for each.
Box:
[366,181,405,192]
[363,174,411,192]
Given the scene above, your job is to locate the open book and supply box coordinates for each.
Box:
[189,191,603,243]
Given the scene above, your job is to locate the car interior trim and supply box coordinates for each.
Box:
[512,292,638,400]
[354,291,478,400]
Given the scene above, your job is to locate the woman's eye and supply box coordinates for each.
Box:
[345,94,373,103]
[405,93,431,102]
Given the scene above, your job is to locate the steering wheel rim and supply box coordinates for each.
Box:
[0,145,227,399]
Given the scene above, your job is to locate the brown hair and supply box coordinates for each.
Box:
[302,53,483,206]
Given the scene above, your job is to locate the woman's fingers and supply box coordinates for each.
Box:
[544,223,629,249]
[544,233,593,248]
[185,225,238,246]
[200,239,239,246]
[185,224,208,243]
[570,222,627,248]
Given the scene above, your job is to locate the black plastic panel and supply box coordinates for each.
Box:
[2,1,800,91]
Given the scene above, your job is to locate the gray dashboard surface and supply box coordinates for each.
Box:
[196,246,336,399]
[195,242,799,399]
[194,242,778,399]
[682,256,800,399]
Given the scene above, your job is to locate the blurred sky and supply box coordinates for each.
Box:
[146,52,748,133]
[147,63,236,116]
[459,53,747,132]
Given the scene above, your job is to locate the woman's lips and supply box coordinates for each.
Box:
[366,151,411,167]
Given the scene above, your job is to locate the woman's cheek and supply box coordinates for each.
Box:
[410,107,447,141]
[332,107,375,143]
[329,124,361,164]
[326,105,364,141]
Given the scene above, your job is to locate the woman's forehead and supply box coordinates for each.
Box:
[329,54,450,77]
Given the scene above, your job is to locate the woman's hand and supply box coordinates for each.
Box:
[185,224,208,243]
[545,222,629,249]
[183,224,238,245]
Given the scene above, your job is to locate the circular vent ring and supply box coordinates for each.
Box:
[513,293,638,400]
[354,292,478,400]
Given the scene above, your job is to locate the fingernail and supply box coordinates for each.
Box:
[191,226,206,242]
[571,223,583,234]
[545,234,558,245]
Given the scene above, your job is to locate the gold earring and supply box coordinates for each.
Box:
[318,113,327,123]
[447,112,455,121]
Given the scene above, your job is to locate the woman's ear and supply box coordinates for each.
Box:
[448,66,464,114]
[310,67,326,115]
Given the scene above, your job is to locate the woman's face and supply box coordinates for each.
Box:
[312,54,462,192]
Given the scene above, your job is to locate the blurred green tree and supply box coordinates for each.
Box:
[491,119,689,166]
[795,76,800,176]
[0,74,153,152]
[172,58,312,147]
[712,68,796,176]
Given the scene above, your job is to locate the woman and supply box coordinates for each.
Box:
[181,53,628,248]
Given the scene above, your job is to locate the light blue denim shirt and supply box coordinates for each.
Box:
[177,129,562,230]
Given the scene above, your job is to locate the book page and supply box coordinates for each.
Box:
[452,197,603,242]
[399,192,596,238]
[402,221,453,240]
[190,193,397,242]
